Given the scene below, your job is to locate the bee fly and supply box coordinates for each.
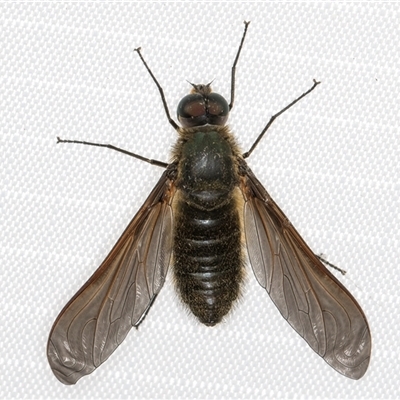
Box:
[49,21,371,384]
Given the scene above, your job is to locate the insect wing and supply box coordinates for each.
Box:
[47,168,175,384]
[240,161,371,379]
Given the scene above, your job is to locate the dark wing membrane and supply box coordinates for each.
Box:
[47,167,175,385]
[240,161,371,379]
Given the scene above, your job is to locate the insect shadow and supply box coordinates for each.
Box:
[50,21,371,384]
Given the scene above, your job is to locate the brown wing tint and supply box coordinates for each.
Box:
[47,166,176,385]
[240,160,371,379]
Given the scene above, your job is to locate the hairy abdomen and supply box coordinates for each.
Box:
[174,194,242,325]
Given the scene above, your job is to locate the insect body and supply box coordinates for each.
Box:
[174,121,244,326]
[49,22,371,384]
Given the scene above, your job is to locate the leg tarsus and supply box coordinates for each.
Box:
[134,47,179,131]
[317,254,347,275]
[229,21,251,111]
[243,79,321,159]
[57,137,168,168]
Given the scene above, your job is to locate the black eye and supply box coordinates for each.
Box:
[177,92,229,128]
[177,94,207,128]
[206,93,229,126]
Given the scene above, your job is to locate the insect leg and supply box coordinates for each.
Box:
[134,47,179,131]
[57,137,168,168]
[229,21,251,111]
[317,254,347,275]
[243,79,320,159]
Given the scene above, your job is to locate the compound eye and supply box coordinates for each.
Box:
[206,93,229,126]
[177,94,207,128]
[177,91,230,128]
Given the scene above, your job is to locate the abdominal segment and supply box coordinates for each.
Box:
[173,196,243,326]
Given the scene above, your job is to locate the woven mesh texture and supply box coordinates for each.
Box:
[1,3,398,399]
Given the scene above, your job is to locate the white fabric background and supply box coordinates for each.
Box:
[1,2,398,399]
